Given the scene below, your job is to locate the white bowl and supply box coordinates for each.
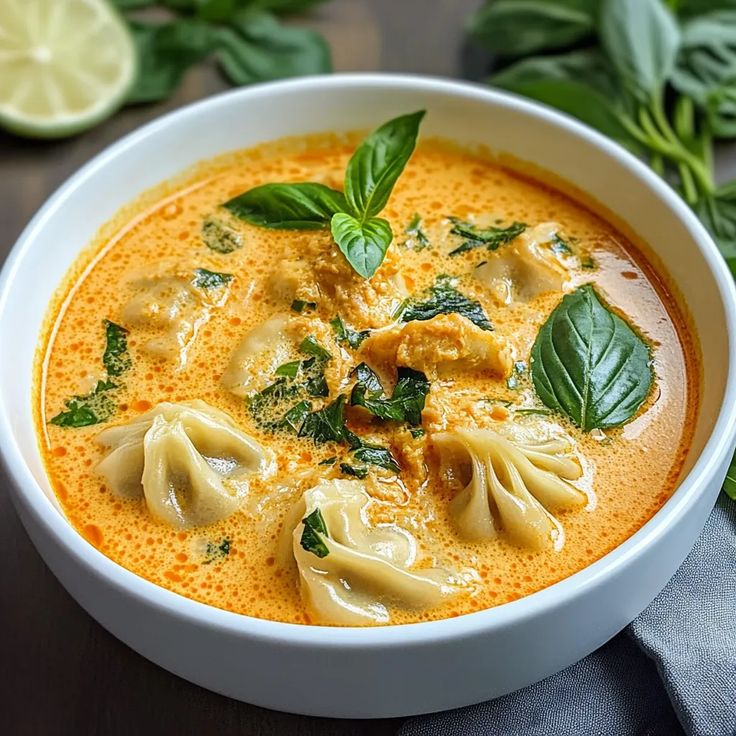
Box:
[1,75,735,719]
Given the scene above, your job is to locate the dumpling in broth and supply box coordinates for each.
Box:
[287,479,472,625]
[96,400,272,528]
[434,424,586,550]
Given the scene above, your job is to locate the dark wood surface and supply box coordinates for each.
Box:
[2,2,735,734]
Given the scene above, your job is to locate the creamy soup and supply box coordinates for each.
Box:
[36,113,699,626]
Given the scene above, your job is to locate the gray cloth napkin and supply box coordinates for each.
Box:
[399,495,736,736]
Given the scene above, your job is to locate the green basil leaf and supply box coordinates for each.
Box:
[600,0,680,103]
[678,0,736,17]
[127,20,216,104]
[291,299,316,313]
[203,537,231,564]
[340,462,369,479]
[330,314,370,349]
[530,285,653,431]
[298,395,348,444]
[300,508,330,558]
[250,0,330,14]
[50,380,118,429]
[725,452,736,501]
[448,218,526,255]
[467,0,598,57]
[299,335,332,361]
[275,360,301,378]
[102,320,131,377]
[672,12,736,138]
[193,268,233,289]
[352,444,401,473]
[350,364,429,426]
[403,213,431,250]
[491,49,641,149]
[693,187,736,276]
[281,399,312,432]
[201,216,244,253]
[224,182,347,229]
[400,276,493,331]
[215,10,331,86]
[331,213,393,279]
[344,110,425,220]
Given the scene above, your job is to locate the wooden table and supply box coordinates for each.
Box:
[1,1,734,734]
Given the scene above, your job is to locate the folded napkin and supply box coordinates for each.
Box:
[399,495,736,736]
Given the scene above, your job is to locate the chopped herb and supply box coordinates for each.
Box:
[281,400,312,433]
[275,360,301,378]
[507,360,527,390]
[300,509,330,558]
[203,537,231,564]
[403,213,431,250]
[102,320,131,377]
[50,380,118,428]
[246,377,302,431]
[291,299,317,313]
[319,456,337,466]
[193,268,233,289]
[515,408,553,416]
[352,443,400,473]
[551,233,573,255]
[201,215,243,254]
[409,427,425,439]
[299,335,332,361]
[448,217,526,255]
[340,462,369,479]
[298,395,348,444]
[350,363,429,426]
[330,314,370,349]
[399,276,493,331]
[581,255,597,270]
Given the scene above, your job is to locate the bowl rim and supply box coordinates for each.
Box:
[2,72,736,648]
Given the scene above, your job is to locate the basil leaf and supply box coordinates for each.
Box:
[203,537,231,564]
[531,285,653,431]
[193,268,233,289]
[448,218,526,255]
[50,380,118,429]
[403,213,431,250]
[127,20,216,104]
[672,12,736,138]
[350,364,429,426]
[224,182,347,229]
[467,0,598,57]
[291,299,316,313]
[299,335,332,361]
[215,10,331,86]
[102,320,131,377]
[201,216,243,253]
[694,187,736,277]
[298,395,348,444]
[340,462,368,479]
[678,0,736,17]
[275,360,301,378]
[331,213,393,279]
[344,110,425,219]
[725,453,736,501]
[352,444,400,473]
[600,0,680,104]
[282,399,312,432]
[400,277,493,331]
[300,508,330,558]
[247,377,302,431]
[491,49,642,149]
[330,315,370,349]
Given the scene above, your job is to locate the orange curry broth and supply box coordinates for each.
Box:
[35,133,699,625]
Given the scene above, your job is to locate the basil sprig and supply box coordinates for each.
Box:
[223,110,426,278]
[530,285,653,431]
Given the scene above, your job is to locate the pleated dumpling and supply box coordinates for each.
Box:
[96,400,272,528]
[287,479,471,625]
[221,314,291,397]
[434,424,587,550]
[474,222,572,304]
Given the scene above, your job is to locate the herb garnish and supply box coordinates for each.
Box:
[291,299,317,313]
[223,111,426,278]
[403,213,431,250]
[330,314,370,349]
[350,363,429,426]
[531,285,653,431]
[193,268,233,289]
[300,508,330,558]
[448,217,526,255]
[399,276,493,331]
[340,462,368,479]
[201,215,243,253]
[102,320,131,377]
[50,380,118,428]
[203,537,231,564]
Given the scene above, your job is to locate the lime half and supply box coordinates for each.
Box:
[0,0,136,139]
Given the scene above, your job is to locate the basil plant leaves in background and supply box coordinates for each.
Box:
[224,111,426,278]
[111,0,331,104]
[467,0,736,499]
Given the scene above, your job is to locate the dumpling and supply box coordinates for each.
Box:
[359,313,513,379]
[434,425,586,550]
[286,479,471,625]
[122,261,231,366]
[221,314,291,397]
[474,222,571,304]
[96,400,272,528]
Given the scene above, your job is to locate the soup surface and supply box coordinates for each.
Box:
[37,127,698,626]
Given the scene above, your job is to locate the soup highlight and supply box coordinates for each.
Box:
[37,112,698,626]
